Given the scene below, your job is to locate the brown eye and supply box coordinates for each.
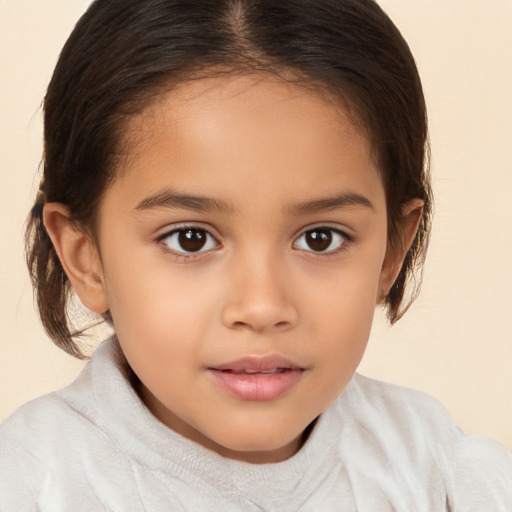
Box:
[179,229,208,252]
[162,228,218,254]
[305,229,332,251]
[294,228,346,253]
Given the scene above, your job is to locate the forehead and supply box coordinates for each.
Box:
[109,73,385,215]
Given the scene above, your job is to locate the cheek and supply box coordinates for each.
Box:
[305,254,384,374]
[306,250,384,320]
[103,242,201,313]
[102,251,222,359]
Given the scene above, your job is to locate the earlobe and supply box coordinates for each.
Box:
[378,199,424,301]
[43,203,109,314]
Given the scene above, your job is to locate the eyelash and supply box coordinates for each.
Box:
[157,225,220,260]
[293,226,352,256]
[156,224,352,261]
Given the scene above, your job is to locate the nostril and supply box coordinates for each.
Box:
[232,321,250,330]
[222,298,299,332]
[229,320,292,332]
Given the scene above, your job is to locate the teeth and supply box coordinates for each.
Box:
[232,368,284,374]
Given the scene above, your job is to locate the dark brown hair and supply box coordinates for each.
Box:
[26,0,432,358]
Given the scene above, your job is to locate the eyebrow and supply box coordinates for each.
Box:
[134,189,235,213]
[134,188,374,215]
[287,192,375,215]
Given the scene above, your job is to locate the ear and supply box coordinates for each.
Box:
[377,199,424,302]
[43,203,109,314]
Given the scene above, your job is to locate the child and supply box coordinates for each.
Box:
[1,0,510,510]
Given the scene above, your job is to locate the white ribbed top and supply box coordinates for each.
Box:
[1,338,511,511]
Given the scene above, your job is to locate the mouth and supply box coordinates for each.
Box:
[210,355,304,372]
[216,368,290,375]
[207,356,306,401]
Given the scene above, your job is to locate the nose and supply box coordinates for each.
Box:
[221,253,299,334]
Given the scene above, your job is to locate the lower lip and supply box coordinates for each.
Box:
[208,369,304,401]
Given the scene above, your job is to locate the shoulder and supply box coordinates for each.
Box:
[0,339,123,460]
[344,373,512,456]
[345,373,462,434]
[0,379,101,465]
[0,390,94,511]
[0,352,117,475]
[337,373,512,506]
[0,356,139,511]
[333,373,464,468]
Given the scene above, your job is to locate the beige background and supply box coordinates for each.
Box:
[1,0,511,450]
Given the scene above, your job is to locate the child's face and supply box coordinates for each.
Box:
[93,74,395,463]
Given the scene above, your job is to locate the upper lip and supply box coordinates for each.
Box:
[209,355,305,373]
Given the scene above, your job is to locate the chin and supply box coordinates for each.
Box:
[207,426,303,463]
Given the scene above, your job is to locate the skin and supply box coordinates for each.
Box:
[44,74,422,464]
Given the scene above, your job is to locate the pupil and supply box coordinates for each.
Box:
[306,229,332,251]
[178,229,206,252]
